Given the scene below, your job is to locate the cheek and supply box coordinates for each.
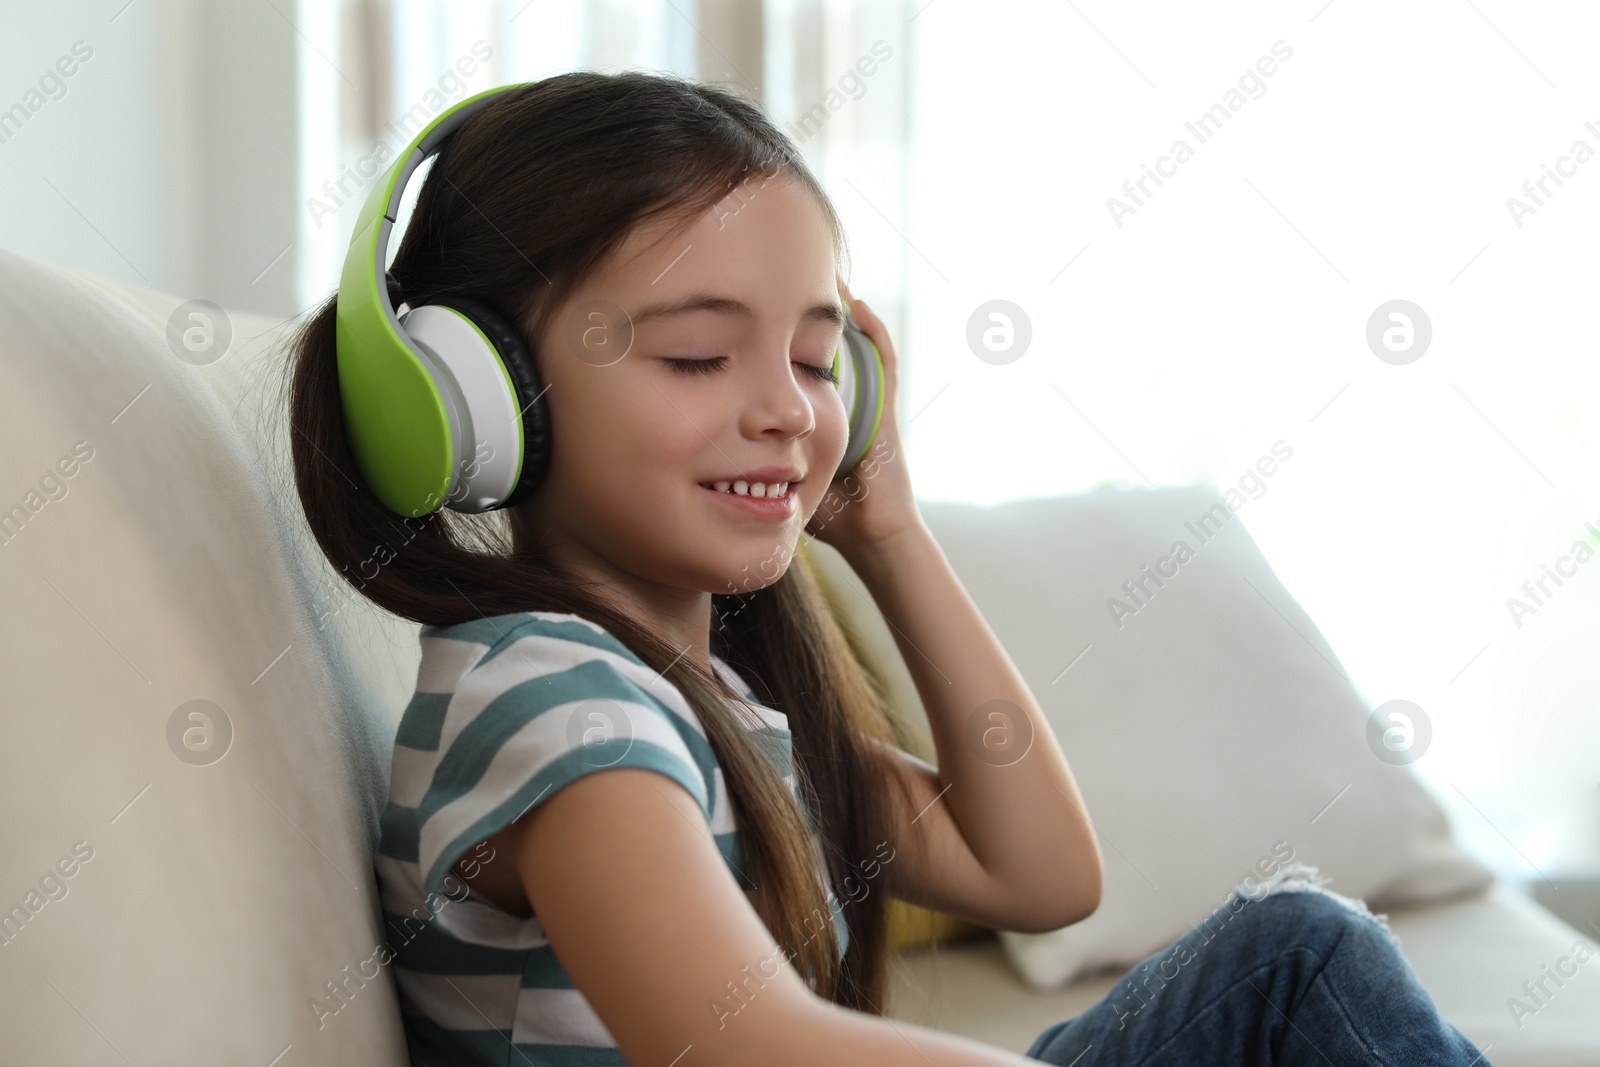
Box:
[815,391,851,474]
[581,374,702,464]
[548,385,693,515]
[803,397,853,517]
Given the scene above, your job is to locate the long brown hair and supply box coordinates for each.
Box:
[278,71,916,1013]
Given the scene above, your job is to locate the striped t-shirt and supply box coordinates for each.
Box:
[375,610,849,1066]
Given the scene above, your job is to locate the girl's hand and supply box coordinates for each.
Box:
[804,279,924,556]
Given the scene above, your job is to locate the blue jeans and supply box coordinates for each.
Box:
[1024,866,1491,1067]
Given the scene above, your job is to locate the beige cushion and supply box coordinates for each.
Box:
[807,489,1496,991]
[0,248,414,1063]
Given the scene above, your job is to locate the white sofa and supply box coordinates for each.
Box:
[1,246,1596,1065]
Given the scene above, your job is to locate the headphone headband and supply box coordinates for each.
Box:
[349,83,531,312]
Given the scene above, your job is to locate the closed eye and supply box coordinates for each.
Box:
[664,356,840,384]
[804,361,841,384]
[663,357,727,376]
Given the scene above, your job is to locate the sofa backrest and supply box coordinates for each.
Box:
[0,247,414,1063]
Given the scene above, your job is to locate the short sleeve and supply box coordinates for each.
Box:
[413,617,714,932]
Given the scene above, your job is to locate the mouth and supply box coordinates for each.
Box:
[698,478,799,520]
[697,478,797,499]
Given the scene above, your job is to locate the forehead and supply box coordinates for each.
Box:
[591,173,840,318]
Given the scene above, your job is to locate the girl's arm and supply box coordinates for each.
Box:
[836,522,1105,931]
[812,289,1101,930]
[502,766,1044,1066]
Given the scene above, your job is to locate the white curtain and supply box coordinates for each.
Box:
[294,0,916,346]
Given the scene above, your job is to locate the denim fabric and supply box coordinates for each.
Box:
[1024,864,1491,1067]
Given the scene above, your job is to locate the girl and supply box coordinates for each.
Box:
[284,72,1489,1066]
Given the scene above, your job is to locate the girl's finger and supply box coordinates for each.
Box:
[853,300,888,349]
[850,297,881,331]
[837,287,894,372]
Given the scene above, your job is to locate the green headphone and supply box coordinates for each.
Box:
[334,82,885,519]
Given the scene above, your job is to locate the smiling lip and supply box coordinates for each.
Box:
[699,480,798,520]
[697,466,804,486]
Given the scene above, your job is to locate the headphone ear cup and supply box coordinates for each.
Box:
[429,295,550,509]
[834,319,885,481]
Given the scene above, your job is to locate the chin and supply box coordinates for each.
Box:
[709,541,797,598]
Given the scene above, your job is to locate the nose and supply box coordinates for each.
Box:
[742,351,817,443]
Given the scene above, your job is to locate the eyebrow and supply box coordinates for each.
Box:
[630,292,847,330]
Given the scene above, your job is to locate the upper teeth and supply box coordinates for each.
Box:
[709,480,788,497]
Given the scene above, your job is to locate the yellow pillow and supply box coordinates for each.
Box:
[886,897,988,951]
[798,540,992,952]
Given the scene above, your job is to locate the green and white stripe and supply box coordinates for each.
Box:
[375,610,848,1065]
